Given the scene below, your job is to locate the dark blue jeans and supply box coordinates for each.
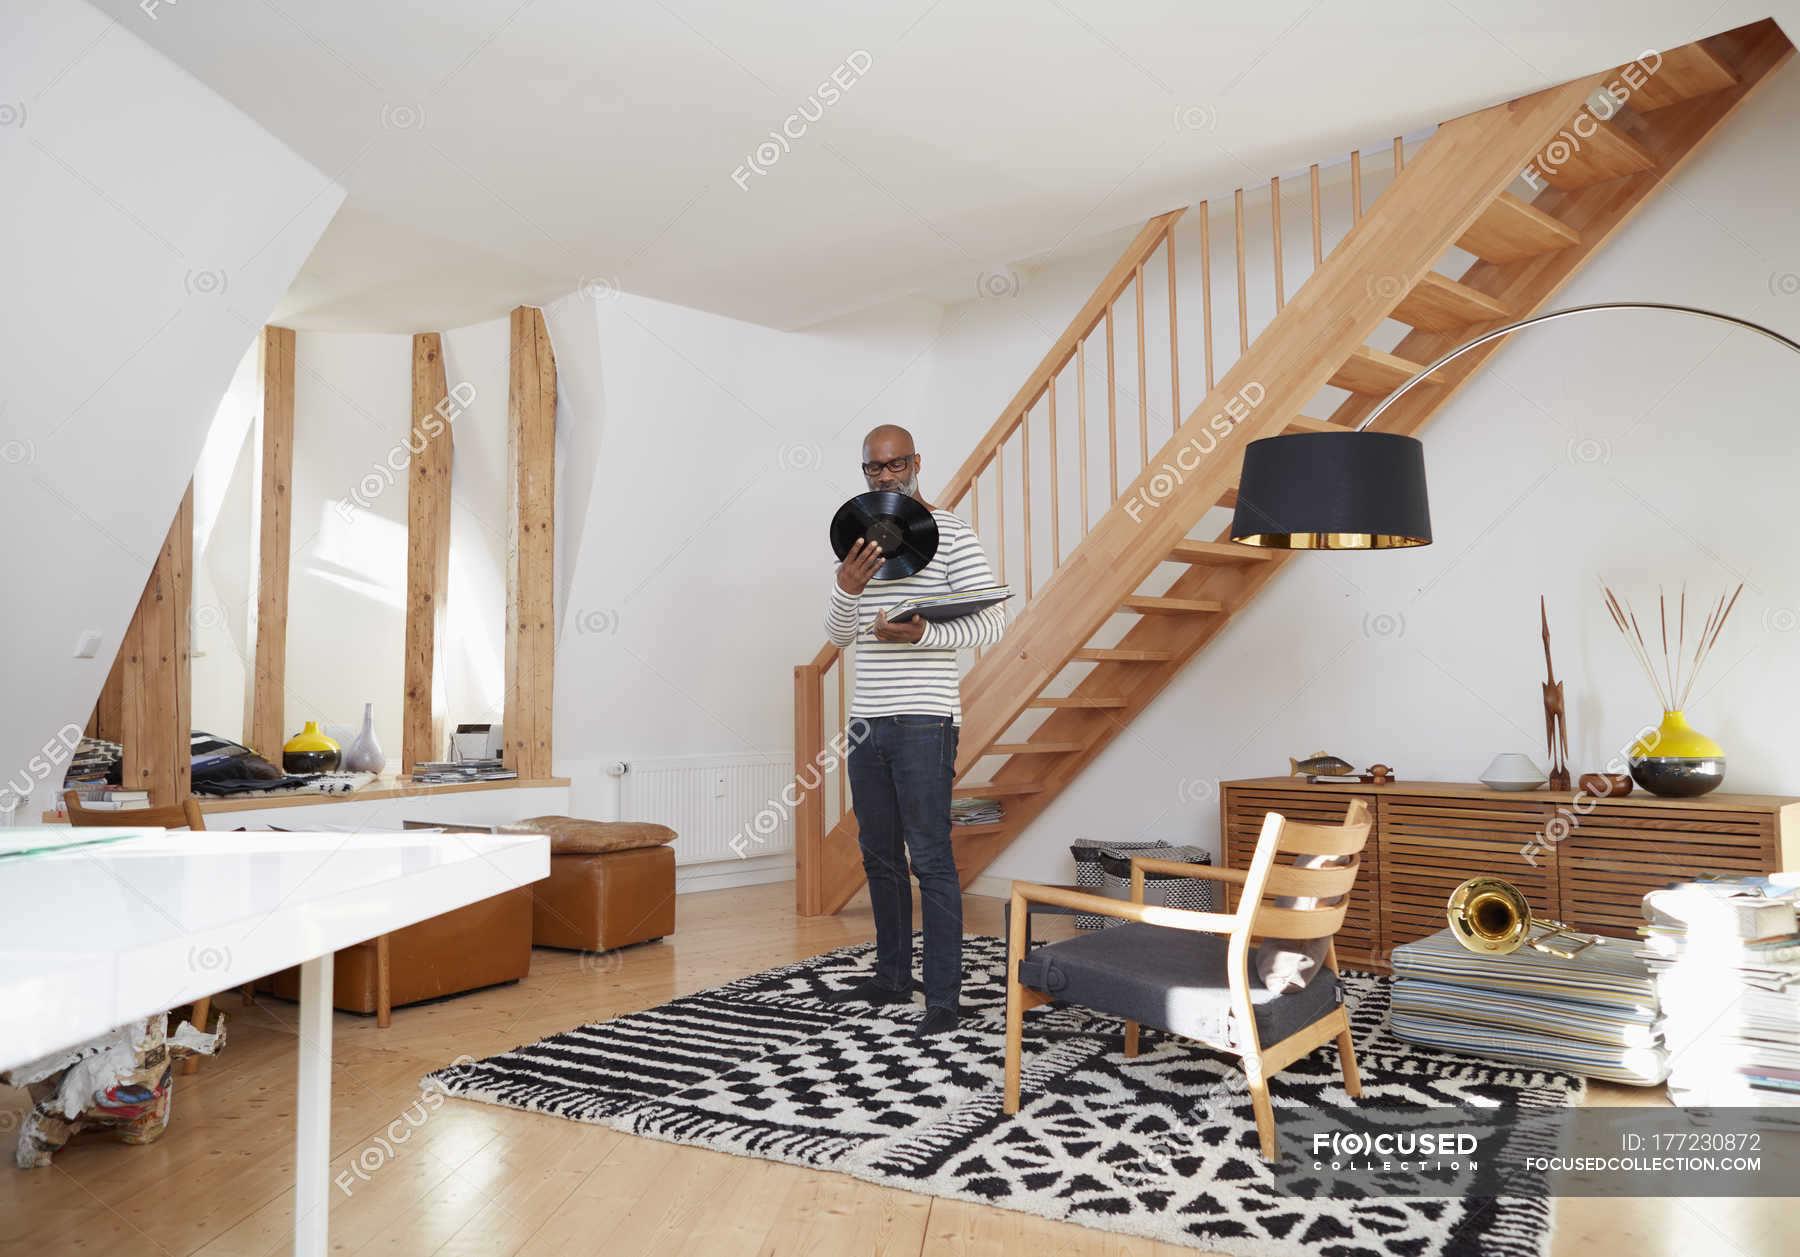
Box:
[846,713,962,1011]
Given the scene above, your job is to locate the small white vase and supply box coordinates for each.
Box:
[341,702,386,774]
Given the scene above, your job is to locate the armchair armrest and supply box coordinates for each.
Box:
[1129,857,1245,884]
[1128,857,1244,904]
[1008,881,1238,945]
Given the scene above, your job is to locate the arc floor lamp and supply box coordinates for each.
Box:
[1228,302,1800,550]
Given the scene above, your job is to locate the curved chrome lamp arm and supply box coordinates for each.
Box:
[1358,302,1800,431]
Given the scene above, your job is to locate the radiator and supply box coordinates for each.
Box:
[620,753,796,864]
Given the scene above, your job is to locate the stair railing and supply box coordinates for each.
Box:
[794,140,1418,911]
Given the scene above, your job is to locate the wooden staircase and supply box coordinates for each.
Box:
[795,20,1791,915]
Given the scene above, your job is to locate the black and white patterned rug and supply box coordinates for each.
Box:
[423,934,1582,1256]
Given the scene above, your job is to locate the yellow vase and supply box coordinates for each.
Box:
[1629,710,1724,797]
[282,721,341,774]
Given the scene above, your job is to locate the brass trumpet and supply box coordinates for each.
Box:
[1445,876,1601,959]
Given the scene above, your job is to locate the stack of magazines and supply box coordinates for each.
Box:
[951,796,1004,826]
[1638,873,1800,1105]
[886,585,1011,623]
[411,758,517,784]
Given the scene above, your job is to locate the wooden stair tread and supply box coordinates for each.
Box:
[1390,271,1512,331]
[1612,45,1738,110]
[1073,648,1175,662]
[1166,539,1274,565]
[988,741,1087,755]
[1457,192,1581,262]
[1328,344,1429,396]
[1121,595,1225,614]
[953,781,1043,796]
[1536,118,1656,189]
[1216,485,1238,509]
[1028,695,1129,709]
[1283,415,1348,434]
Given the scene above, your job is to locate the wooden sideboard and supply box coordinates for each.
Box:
[1219,778,1800,970]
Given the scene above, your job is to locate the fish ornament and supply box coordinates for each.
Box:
[1289,751,1354,777]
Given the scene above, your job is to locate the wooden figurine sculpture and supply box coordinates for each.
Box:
[1541,596,1572,791]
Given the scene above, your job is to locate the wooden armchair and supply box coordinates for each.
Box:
[1003,798,1372,1160]
[64,791,235,1074]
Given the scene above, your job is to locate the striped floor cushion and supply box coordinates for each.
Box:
[1389,1000,1670,1085]
[1390,927,1658,1015]
[1388,929,1667,1085]
[1392,977,1660,1047]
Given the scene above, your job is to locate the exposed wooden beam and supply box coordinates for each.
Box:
[243,325,294,761]
[120,483,193,805]
[504,306,557,779]
[86,651,124,743]
[403,332,453,775]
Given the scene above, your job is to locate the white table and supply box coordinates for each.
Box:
[0,827,548,1255]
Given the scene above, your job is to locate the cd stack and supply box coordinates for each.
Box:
[1638,875,1800,1105]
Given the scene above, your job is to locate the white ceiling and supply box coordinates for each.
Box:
[87,0,1792,332]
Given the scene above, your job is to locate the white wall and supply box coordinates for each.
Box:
[548,288,947,798]
[0,0,342,820]
[970,68,1800,887]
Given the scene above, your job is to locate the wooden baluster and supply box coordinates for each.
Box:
[1047,374,1060,567]
[1394,135,1404,174]
[1271,175,1284,311]
[996,441,1006,587]
[1020,410,1033,598]
[971,471,982,660]
[1351,150,1363,222]
[1310,163,1322,267]
[1166,230,1180,438]
[1200,201,1214,391]
[1105,305,1118,502]
[1234,187,1248,353]
[1134,264,1148,467]
[1076,338,1089,534]
[793,661,824,913]
[836,659,846,822]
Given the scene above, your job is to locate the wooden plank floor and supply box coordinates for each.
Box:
[0,880,1786,1256]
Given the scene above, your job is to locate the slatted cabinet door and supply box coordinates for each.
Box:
[1221,786,1381,967]
[1378,795,1559,957]
[1558,802,1774,938]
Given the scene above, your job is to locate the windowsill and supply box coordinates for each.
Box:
[41,775,572,823]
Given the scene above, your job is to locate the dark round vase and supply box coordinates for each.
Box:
[282,748,340,773]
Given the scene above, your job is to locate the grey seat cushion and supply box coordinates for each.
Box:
[1015,921,1343,1050]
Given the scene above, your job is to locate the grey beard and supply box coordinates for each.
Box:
[891,472,920,497]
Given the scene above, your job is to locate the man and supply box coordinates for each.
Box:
[822,425,1007,1037]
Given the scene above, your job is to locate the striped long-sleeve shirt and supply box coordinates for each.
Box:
[824,509,1007,725]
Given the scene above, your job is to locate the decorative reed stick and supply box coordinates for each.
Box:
[1601,579,1744,712]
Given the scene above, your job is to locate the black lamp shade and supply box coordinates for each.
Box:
[1229,430,1431,549]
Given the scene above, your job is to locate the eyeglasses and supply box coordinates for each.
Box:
[861,455,916,477]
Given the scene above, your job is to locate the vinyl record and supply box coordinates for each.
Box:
[830,491,939,580]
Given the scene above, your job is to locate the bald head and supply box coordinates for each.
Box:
[861,425,914,461]
[860,425,925,501]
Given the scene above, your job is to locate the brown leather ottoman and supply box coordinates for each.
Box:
[503,817,677,951]
[258,884,533,1015]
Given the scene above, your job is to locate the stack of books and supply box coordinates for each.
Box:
[65,787,151,811]
[1638,874,1800,1105]
[950,796,1004,826]
[62,737,121,794]
[410,759,518,784]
